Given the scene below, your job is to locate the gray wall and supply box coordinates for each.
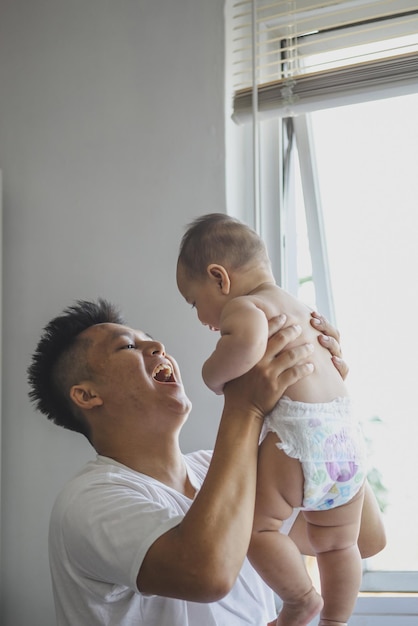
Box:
[0,1,225,624]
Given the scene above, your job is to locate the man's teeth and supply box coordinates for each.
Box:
[153,363,173,382]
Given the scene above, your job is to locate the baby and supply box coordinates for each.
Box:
[177,213,368,626]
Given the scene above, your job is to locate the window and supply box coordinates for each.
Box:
[293,94,418,591]
[226,0,418,615]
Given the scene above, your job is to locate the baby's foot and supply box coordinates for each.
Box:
[276,587,323,626]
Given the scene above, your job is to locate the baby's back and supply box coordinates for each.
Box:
[250,284,348,403]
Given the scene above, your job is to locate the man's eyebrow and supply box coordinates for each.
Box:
[108,328,133,340]
[109,328,154,341]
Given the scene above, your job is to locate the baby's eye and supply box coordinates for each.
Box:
[191,303,196,309]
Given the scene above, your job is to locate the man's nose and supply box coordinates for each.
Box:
[144,341,166,356]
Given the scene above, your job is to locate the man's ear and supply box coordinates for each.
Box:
[70,384,103,410]
[207,264,231,294]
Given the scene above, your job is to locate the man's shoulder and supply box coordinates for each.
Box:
[52,453,213,516]
[50,457,147,522]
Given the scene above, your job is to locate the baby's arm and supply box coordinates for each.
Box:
[202,297,269,395]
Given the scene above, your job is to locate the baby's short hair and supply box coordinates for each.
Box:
[177,213,268,278]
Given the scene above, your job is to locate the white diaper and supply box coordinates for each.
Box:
[263,396,366,510]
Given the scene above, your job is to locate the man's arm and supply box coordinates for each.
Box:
[203,298,269,394]
[137,319,315,602]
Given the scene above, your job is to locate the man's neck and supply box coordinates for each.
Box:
[97,437,196,497]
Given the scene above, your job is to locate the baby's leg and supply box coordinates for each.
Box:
[358,481,386,557]
[304,484,365,624]
[249,433,323,626]
[288,481,385,559]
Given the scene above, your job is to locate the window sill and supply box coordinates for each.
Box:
[352,594,418,625]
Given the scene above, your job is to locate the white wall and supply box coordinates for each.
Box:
[0,1,225,624]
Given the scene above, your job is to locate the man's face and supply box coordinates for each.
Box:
[79,323,192,422]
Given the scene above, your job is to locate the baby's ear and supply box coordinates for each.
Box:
[207,264,231,294]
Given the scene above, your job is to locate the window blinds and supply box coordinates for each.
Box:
[231,0,418,121]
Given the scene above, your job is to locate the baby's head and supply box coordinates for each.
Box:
[176,214,270,329]
[177,213,268,282]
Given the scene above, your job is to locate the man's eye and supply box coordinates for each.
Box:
[191,303,196,309]
[123,343,135,350]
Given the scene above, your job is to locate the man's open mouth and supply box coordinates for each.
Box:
[152,363,175,383]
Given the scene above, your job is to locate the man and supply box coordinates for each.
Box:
[28,299,385,625]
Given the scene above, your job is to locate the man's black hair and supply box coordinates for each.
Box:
[27,299,124,438]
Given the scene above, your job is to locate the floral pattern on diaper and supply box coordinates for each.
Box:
[266,397,367,510]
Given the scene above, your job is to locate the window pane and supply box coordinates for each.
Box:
[309,93,418,572]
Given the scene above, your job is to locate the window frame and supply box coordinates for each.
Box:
[261,112,418,593]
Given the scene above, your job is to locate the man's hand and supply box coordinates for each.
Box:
[224,315,314,420]
[310,311,349,380]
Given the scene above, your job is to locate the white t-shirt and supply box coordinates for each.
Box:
[49,451,279,626]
